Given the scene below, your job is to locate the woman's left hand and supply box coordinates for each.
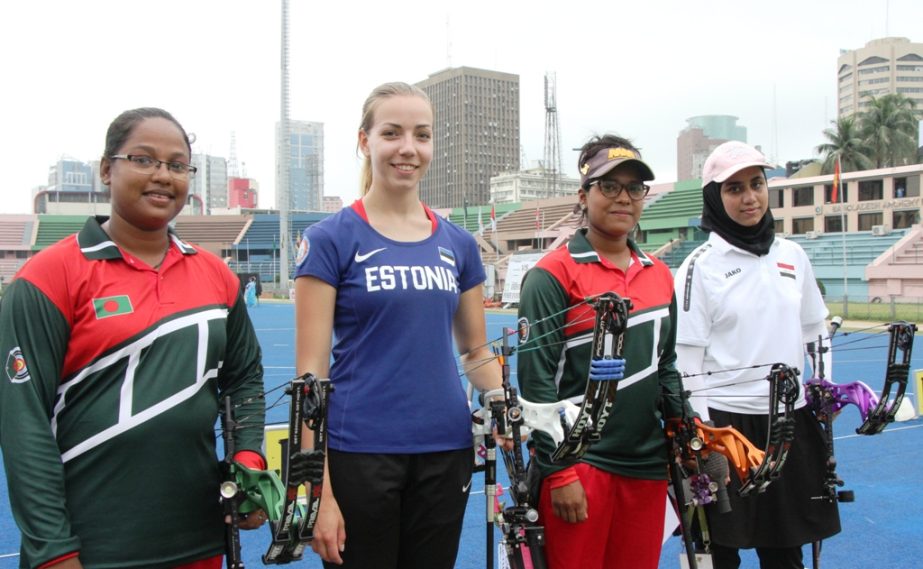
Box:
[493,429,517,451]
[234,508,269,530]
[550,480,588,523]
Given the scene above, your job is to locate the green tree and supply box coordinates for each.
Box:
[815,115,873,174]
[859,93,921,168]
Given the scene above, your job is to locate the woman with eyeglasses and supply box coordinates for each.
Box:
[673,141,839,569]
[517,134,690,569]
[0,107,267,569]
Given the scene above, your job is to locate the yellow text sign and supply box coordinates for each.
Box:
[264,423,306,499]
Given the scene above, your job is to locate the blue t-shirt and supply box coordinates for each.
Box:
[294,203,485,453]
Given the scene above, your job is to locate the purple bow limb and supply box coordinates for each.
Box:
[805,378,881,420]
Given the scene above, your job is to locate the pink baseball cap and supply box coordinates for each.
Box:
[701,141,772,186]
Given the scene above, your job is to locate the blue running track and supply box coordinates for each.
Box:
[1,303,920,568]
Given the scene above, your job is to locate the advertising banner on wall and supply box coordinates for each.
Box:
[501,252,545,304]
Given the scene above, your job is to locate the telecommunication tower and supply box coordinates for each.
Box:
[228,131,239,178]
[543,72,562,198]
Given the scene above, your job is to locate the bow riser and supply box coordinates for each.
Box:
[738,364,799,497]
[550,293,631,464]
[263,375,333,565]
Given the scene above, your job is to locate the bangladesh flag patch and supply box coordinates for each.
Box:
[93,295,134,319]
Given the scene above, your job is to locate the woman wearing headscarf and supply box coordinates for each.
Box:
[673,141,839,569]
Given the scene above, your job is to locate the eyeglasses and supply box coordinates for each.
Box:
[110,155,197,179]
[588,180,650,201]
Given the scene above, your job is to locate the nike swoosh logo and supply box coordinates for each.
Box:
[354,247,386,263]
[462,478,472,493]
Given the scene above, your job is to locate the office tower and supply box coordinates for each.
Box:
[47,157,94,193]
[229,177,258,208]
[416,66,520,208]
[275,119,324,212]
[322,195,343,212]
[34,157,108,215]
[190,154,228,214]
[676,115,747,181]
[837,37,923,117]
[491,168,579,204]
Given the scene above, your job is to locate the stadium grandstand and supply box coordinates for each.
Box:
[0,214,33,285]
[0,212,334,291]
[227,212,329,284]
[3,163,920,305]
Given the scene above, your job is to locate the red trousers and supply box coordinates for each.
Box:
[539,463,667,569]
[40,553,222,569]
[175,555,222,569]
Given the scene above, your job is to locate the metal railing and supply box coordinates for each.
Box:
[829,295,923,321]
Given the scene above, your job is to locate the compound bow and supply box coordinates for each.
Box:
[803,319,917,569]
[663,363,801,569]
[669,362,800,498]
[470,292,631,569]
[492,330,547,569]
[262,373,332,564]
[665,384,776,569]
[548,292,631,464]
[219,396,248,569]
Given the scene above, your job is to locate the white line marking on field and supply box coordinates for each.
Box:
[835,422,923,441]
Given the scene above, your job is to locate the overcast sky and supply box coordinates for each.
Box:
[2,0,921,214]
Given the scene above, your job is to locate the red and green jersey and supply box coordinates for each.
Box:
[517,229,686,480]
[0,217,264,569]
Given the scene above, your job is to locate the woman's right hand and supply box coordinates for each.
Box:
[550,480,588,523]
[311,492,346,564]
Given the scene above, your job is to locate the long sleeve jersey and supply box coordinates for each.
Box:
[0,217,265,569]
[517,229,685,481]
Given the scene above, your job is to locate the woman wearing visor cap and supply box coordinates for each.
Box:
[517,134,692,569]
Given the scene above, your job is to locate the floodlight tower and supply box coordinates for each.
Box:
[543,72,562,198]
[278,0,291,290]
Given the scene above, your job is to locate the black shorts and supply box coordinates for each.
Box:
[325,448,473,569]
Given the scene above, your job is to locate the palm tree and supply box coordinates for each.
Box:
[815,115,873,174]
[859,93,921,168]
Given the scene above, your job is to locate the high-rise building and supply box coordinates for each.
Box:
[190,154,228,214]
[676,115,747,181]
[490,168,579,204]
[416,67,520,208]
[89,160,104,193]
[47,157,94,193]
[276,120,324,212]
[34,156,204,215]
[33,157,109,214]
[322,195,343,213]
[228,177,258,209]
[837,37,923,117]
